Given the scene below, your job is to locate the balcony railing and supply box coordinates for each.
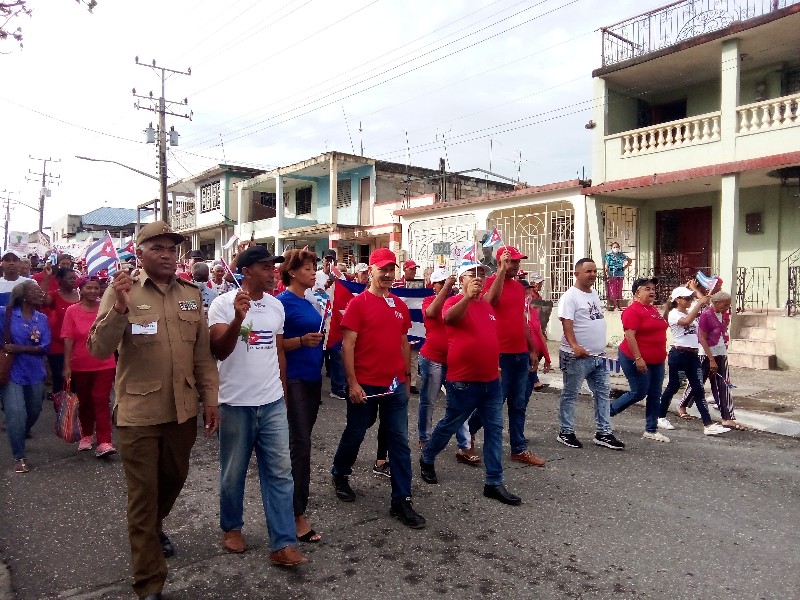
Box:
[737,91,800,134]
[170,211,196,232]
[601,0,800,67]
[611,111,721,157]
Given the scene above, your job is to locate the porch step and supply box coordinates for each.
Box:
[728,351,777,370]
[736,325,776,341]
[736,313,776,328]
[729,338,776,355]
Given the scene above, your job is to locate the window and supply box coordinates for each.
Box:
[296,186,312,215]
[336,180,352,208]
[260,192,276,209]
[200,181,221,213]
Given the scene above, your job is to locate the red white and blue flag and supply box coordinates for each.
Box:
[85,232,118,277]
[461,244,476,263]
[483,228,503,248]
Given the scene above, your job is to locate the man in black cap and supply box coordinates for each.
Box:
[89,221,219,600]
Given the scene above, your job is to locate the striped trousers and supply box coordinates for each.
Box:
[680,354,734,420]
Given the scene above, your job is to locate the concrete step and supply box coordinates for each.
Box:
[737,313,776,329]
[729,338,777,355]
[728,351,777,370]
[737,326,777,341]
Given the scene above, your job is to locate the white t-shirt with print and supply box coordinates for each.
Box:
[558,286,607,355]
[668,308,699,349]
[208,290,285,406]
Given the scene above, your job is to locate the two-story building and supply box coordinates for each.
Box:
[585,0,800,368]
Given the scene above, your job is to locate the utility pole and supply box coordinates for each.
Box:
[28,156,61,234]
[133,56,192,222]
[0,190,15,251]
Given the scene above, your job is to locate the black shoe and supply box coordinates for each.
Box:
[158,532,174,558]
[390,499,426,529]
[556,432,583,448]
[419,458,438,484]
[594,432,625,450]
[410,386,419,395]
[483,484,522,506]
[332,476,356,502]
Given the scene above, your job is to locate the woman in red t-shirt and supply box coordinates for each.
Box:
[609,277,670,441]
[43,267,80,398]
[61,277,117,457]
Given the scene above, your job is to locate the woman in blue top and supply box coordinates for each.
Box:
[1,280,51,473]
[277,248,325,544]
[603,242,632,311]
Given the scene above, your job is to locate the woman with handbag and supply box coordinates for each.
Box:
[62,277,118,457]
[0,280,51,473]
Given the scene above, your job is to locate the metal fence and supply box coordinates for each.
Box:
[736,266,771,313]
[601,0,800,67]
[786,248,800,316]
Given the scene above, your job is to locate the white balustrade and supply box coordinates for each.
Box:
[737,92,800,135]
[615,112,721,157]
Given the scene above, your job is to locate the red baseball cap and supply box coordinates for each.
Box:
[497,245,527,260]
[403,259,418,270]
[369,248,398,268]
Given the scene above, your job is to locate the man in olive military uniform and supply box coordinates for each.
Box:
[89,221,219,600]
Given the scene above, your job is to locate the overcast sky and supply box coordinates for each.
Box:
[1,0,661,236]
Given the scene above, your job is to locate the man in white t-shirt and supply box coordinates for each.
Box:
[208,245,308,568]
[557,258,625,451]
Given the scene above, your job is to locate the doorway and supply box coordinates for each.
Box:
[655,206,712,299]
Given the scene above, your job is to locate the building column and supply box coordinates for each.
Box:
[275,173,284,253]
[591,77,608,184]
[719,173,740,311]
[585,194,604,267]
[721,38,740,162]
[329,153,338,226]
[389,228,401,254]
[238,183,250,226]
[571,195,587,264]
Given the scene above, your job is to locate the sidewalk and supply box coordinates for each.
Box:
[540,340,800,437]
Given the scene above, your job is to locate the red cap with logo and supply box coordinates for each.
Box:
[402,259,418,270]
[497,246,527,260]
[369,248,398,268]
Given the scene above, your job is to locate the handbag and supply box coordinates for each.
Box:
[54,379,83,443]
[0,307,14,385]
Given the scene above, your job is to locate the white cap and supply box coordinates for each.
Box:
[529,271,544,283]
[430,267,450,283]
[353,262,369,273]
[457,262,487,278]
[670,286,695,301]
[1,249,21,260]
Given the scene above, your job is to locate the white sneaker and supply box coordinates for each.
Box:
[657,417,675,430]
[643,431,671,443]
[703,423,730,435]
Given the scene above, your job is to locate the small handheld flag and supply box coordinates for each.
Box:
[85,232,118,277]
[715,372,736,389]
[364,377,402,398]
[696,271,720,294]
[219,258,242,289]
[318,299,332,333]
[483,228,503,248]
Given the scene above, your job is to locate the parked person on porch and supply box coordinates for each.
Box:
[603,242,632,311]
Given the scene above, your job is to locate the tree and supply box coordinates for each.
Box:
[1,1,96,50]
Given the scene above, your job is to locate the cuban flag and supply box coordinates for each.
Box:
[461,244,476,263]
[248,329,274,349]
[85,232,118,277]
[117,247,135,262]
[483,228,503,248]
[388,376,400,392]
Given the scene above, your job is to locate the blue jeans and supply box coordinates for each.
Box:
[558,351,612,435]
[610,351,665,433]
[2,381,45,460]
[524,370,540,400]
[659,348,712,425]
[325,344,346,398]
[218,401,297,552]
[417,356,469,449]
[332,384,412,504]
[423,379,504,485]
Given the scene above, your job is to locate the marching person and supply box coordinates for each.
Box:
[353,263,369,285]
[42,266,80,399]
[419,263,522,505]
[393,259,419,287]
[557,259,625,450]
[330,248,425,529]
[0,250,26,306]
[524,280,551,397]
[88,221,220,600]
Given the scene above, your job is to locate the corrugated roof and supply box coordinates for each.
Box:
[80,207,138,228]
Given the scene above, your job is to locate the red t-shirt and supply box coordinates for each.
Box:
[32,272,60,296]
[61,303,117,372]
[341,290,411,387]
[526,305,550,361]
[443,295,500,382]
[45,292,79,355]
[619,301,668,364]
[483,275,527,353]
[420,295,447,364]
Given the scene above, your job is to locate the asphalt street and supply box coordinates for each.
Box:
[1,383,798,600]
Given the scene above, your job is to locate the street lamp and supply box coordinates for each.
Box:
[75,155,159,181]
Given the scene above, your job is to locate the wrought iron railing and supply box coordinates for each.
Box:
[736,266,771,313]
[601,0,800,67]
[785,248,800,316]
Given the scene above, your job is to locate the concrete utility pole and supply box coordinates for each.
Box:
[133,56,192,222]
[27,156,61,233]
[0,190,15,251]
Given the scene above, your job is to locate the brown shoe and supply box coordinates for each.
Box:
[222,530,247,553]
[269,545,309,567]
[510,450,546,467]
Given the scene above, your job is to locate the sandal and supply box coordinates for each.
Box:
[723,421,747,431]
[14,459,29,474]
[455,450,481,466]
[677,411,696,421]
[298,529,322,543]
[533,383,550,391]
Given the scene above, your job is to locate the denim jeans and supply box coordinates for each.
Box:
[417,356,469,449]
[558,351,612,435]
[2,381,45,460]
[219,401,297,552]
[325,344,347,398]
[423,379,504,485]
[610,351,665,433]
[659,348,711,425]
[524,370,540,401]
[331,384,412,505]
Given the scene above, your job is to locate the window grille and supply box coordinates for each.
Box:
[199,181,220,213]
[296,186,312,215]
[337,180,352,208]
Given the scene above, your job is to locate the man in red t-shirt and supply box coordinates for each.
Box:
[330,248,426,530]
[472,246,545,467]
[418,262,522,505]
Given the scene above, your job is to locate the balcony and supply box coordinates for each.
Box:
[737,91,800,134]
[614,111,721,157]
[601,0,800,67]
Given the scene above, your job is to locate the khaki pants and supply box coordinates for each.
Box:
[117,418,197,597]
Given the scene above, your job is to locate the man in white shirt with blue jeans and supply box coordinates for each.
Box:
[557,258,625,451]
